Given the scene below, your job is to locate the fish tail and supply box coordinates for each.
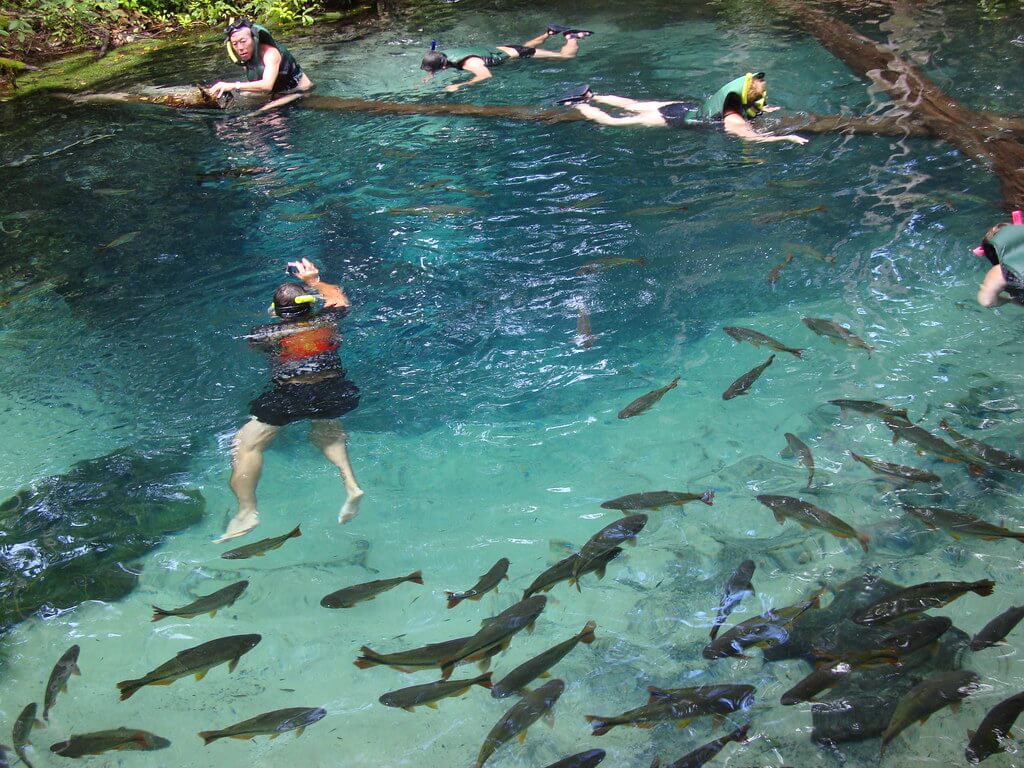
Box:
[668,376,680,389]
[446,592,464,609]
[197,731,221,746]
[438,658,456,680]
[407,570,424,585]
[968,464,985,477]
[792,348,805,359]
[709,623,721,641]
[701,490,715,506]
[150,606,171,622]
[584,715,611,736]
[475,672,493,689]
[971,579,996,597]
[354,646,381,669]
[289,525,302,539]
[857,532,871,553]
[579,620,597,643]
[116,679,142,700]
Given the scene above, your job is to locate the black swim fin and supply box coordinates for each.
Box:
[547,24,594,38]
[556,84,593,105]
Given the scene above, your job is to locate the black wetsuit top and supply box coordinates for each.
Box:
[657,101,702,128]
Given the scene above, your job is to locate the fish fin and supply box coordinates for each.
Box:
[539,671,552,679]
[527,620,536,634]
[668,376,680,389]
[518,730,528,744]
[290,525,302,538]
[408,570,424,585]
[951,532,962,541]
[951,702,962,714]
[585,717,611,736]
[228,656,241,673]
[780,445,794,459]
[194,670,209,681]
[967,729,976,740]
[674,719,692,729]
[198,731,219,745]
[476,672,493,689]
[968,464,985,477]
[651,758,661,768]
[231,734,253,740]
[773,511,786,525]
[71,664,81,676]
[151,606,170,622]
[972,580,995,597]
[208,609,218,618]
[595,564,608,580]
[402,706,415,712]
[542,713,555,729]
[60,682,68,694]
[701,490,715,505]
[580,620,597,643]
[858,532,870,552]
[426,702,438,709]
[477,657,492,673]
[626,537,638,546]
[446,592,463,609]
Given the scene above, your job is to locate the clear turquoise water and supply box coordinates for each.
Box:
[2,0,1024,765]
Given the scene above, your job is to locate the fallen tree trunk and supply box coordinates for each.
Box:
[768,0,1024,209]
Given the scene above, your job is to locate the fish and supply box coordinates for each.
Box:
[221,525,301,560]
[578,257,646,274]
[600,490,714,512]
[381,147,418,158]
[321,571,423,608]
[781,433,815,488]
[625,204,689,216]
[475,680,564,767]
[559,195,604,210]
[829,399,909,422]
[152,580,249,621]
[279,210,325,221]
[755,494,869,552]
[722,355,774,400]
[571,515,648,589]
[883,616,953,656]
[783,242,836,264]
[881,671,980,752]
[13,703,42,768]
[445,186,492,198]
[522,548,622,599]
[491,621,596,698]
[446,559,509,609]
[751,204,827,225]
[768,178,820,188]
[267,180,317,198]
[618,377,680,418]
[438,596,547,680]
[853,580,995,626]
[196,166,271,183]
[355,636,500,673]
[42,645,81,720]
[848,452,940,485]
[198,707,326,744]
[587,685,754,735]
[709,560,755,640]
[50,729,170,757]
[379,673,492,711]
[884,418,985,475]
[781,661,854,705]
[92,188,134,196]
[417,178,455,189]
[116,634,261,700]
[802,317,873,355]
[654,723,750,768]
[704,597,818,659]
[388,205,474,219]
[95,230,139,252]
[966,691,1024,763]
[576,306,594,349]
[542,749,606,768]
[971,606,1024,651]
[723,327,804,358]
[939,420,1024,474]
[767,252,794,284]
[902,504,1024,543]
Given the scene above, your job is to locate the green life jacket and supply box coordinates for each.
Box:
[226,23,302,93]
[991,224,1024,283]
[697,73,767,121]
[441,47,509,70]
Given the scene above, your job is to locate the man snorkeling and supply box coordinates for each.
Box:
[208,19,313,108]
[217,258,363,543]
[562,72,808,145]
[974,210,1024,308]
[420,24,593,92]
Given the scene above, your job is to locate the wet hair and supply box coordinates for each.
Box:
[420,51,448,73]
[273,282,313,319]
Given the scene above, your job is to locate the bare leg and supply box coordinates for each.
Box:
[591,95,675,111]
[219,418,281,543]
[522,31,552,47]
[533,37,580,59]
[310,419,364,524]
[574,103,667,127]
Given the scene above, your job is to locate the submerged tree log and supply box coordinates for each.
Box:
[768,0,1024,209]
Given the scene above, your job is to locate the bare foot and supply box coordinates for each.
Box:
[338,489,364,524]
[214,510,260,544]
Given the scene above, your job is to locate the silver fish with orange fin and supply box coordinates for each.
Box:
[321,571,423,608]
[522,548,622,599]
[618,377,679,418]
[446,559,509,609]
[221,525,301,559]
[379,673,492,711]
[116,634,261,700]
[939,420,1024,474]
[848,451,940,485]
[881,671,979,753]
[781,433,815,488]
[152,580,249,621]
[853,580,994,626]
[724,326,803,357]
[198,707,325,744]
[600,490,713,512]
[438,596,546,680]
[475,679,564,767]
[709,560,755,641]
[50,728,170,757]
[902,504,1024,543]
[802,317,873,356]
[42,645,81,721]
[654,723,750,768]
[491,621,596,698]
[571,515,647,589]
[883,417,984,476]
[756,494,869,552]
[722,355,774,400]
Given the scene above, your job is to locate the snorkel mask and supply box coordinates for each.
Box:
[973,210,1024,262]
[741,72,767,118]
[225,19,255,65]
[420,40,447,76]
[270,293,320,319]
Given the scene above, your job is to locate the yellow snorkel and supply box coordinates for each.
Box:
[269,294,319,317]
[224,18,253,65]
[741,72,767,118]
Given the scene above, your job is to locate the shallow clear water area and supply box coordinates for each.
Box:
[1,0,1023,765]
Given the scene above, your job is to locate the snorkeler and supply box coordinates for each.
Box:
[420,25,593,92]
[563,72,808,145]
[974,210,1024,308]
[217,258,363,543]
[208,19,313,109]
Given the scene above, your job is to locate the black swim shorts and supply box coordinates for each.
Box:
[657,101,700,128]
[501,44,536,58]
[250,375,360,427]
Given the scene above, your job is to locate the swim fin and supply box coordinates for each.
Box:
[547,24,594,38]
[556,84,593,105]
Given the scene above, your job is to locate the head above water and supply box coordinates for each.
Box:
[225,19,257,64]
[272,282,316,320]
[420,51,449,73]
[973,211,1023,263]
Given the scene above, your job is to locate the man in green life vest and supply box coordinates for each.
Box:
[565,72,808,145]
[420,24,593,92]
[973,211,1024,307]
[208,20,313,105]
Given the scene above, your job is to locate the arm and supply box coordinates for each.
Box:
[209,46,283,97]
[445,58,492,92]
[290,257,350,309]
[723,112,808,145]
[977,264,1011,307]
